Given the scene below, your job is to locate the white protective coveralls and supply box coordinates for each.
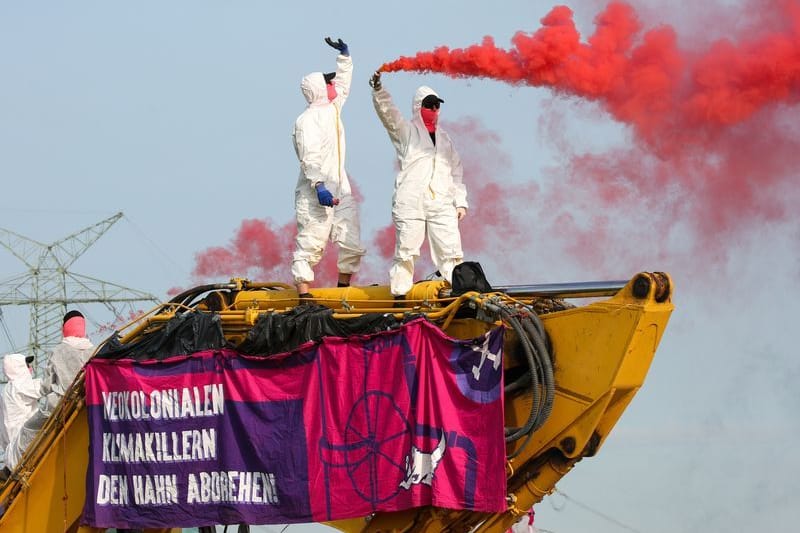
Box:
[372,85,468,296]
[0,354,41,468]
[5,336,94,469]
[291,52,365,284]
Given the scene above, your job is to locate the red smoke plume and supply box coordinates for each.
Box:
[191,1,800,288]
[382,1,799,139]
[381,0,800,267]
[191,218,339,286]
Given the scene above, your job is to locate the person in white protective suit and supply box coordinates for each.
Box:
[0,353,41,472]
[369,71,468,297]
[5,310,94,470]
[291,36,365,299]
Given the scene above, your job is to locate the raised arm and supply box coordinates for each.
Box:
[325,37,352,106]
[370,71,410,148]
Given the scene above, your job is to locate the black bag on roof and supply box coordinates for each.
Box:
[451,261,493,296]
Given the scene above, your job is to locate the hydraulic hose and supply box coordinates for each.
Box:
[506,425,535,460]
[497,305,540,443]
[165,283,237,308]
[519,310,555,430]
[489,300,555,456]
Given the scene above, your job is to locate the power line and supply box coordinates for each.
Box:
[0,207,111,216]
[0,212,160,375]
[550,489,644,533]
[122,214,187,281]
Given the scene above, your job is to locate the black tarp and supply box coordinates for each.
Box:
[95,305,406,361]
[237,304,403,356]
[95,312,227,361]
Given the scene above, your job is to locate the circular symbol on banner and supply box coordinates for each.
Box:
[453,332,503,403]
[362,335,398,358]
[343,391,410,503]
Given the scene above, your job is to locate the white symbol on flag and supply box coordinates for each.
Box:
[399,434,447,490]
[471,333,501,380]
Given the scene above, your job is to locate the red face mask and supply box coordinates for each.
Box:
[327,83,337,102]
[63,315,86,338]
[421,107,439,132]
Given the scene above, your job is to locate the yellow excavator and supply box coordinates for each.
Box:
[0,271,673,532]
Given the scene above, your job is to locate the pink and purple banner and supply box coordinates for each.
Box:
[82,317,506,528]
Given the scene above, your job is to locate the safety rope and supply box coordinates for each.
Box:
[61,413,68,531]
[335,104,342,187]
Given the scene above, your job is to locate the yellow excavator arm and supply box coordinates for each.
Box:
[0,272,672,533]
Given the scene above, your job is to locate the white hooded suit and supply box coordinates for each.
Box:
[5,336,94,470]
[291,53,364,284]
[372,85,468,296]
[0,354,41,467]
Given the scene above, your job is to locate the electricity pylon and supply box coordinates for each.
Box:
[0,212,160,375]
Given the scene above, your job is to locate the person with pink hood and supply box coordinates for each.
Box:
[39,310,94,412]
[4,310,94,470]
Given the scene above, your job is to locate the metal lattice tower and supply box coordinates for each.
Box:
[0,212,159,375]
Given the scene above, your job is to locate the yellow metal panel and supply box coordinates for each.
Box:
[0,404,89,533]
[545,306,641,400]
[231,281,448,313]
[614,311,672,388]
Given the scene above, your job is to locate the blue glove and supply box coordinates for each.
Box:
[315,183,335,207]
[325,37,349,57]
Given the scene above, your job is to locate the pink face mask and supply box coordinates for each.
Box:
[327,83,337,102]
[63,316,86,338]
[420,107,439,133]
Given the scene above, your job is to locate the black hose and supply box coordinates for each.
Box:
[164,283,237,309]
[504,372,532,395]
[493,301,555,456]
[499,306,541,442]
[525,303,551,353]
[506,425,535,460]
[502,314,538,439]
[520,311,555,430]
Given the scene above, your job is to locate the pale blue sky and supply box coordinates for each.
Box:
[1,1,798,531]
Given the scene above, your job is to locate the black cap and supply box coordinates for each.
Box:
[63,310,84,323]
[323,72,336,84]
[421,94,444,109]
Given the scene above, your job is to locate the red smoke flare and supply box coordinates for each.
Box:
[380,0,800,266]
[382,1,800,141]
[190,1,800,289]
